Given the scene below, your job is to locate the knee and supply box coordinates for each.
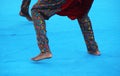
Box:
[78,15,90,23]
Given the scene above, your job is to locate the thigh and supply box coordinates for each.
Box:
[31,0,65,19]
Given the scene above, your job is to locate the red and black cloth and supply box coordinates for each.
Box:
[32,0,94,20]
[57,0,94,20]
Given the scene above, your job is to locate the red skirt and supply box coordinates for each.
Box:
[57,0,94,20]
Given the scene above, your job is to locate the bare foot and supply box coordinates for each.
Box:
[32,52,52,61]
[19,11,32,21]
[88,51,101,56]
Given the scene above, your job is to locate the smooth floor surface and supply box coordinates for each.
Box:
[0,0,120,76]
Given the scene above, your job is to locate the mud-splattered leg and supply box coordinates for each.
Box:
[77,15,100,55]
[31,9,52,61]
[20,0,32,21]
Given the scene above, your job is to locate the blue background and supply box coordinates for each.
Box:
[0,0,120,76]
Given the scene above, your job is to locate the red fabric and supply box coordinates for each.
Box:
[57,0,94,20]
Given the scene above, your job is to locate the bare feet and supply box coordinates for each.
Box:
[88,51,101,56]
[19,11,32,21]
[32,52,52,61]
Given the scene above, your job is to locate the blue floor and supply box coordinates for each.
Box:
[0,0,120,76]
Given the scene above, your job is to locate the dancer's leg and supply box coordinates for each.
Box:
[31,9,52,61]
[20,0,32,21]
[77,15,100,55]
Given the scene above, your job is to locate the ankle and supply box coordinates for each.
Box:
[88,50,101,56]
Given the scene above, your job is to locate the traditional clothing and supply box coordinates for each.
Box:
[57,0,93,20]
[32,0,93,20]
[30,0,100,60]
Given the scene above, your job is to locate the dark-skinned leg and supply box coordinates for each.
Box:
[20,0,32,21]
[77,15,100,56]
[31,9,52,61]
